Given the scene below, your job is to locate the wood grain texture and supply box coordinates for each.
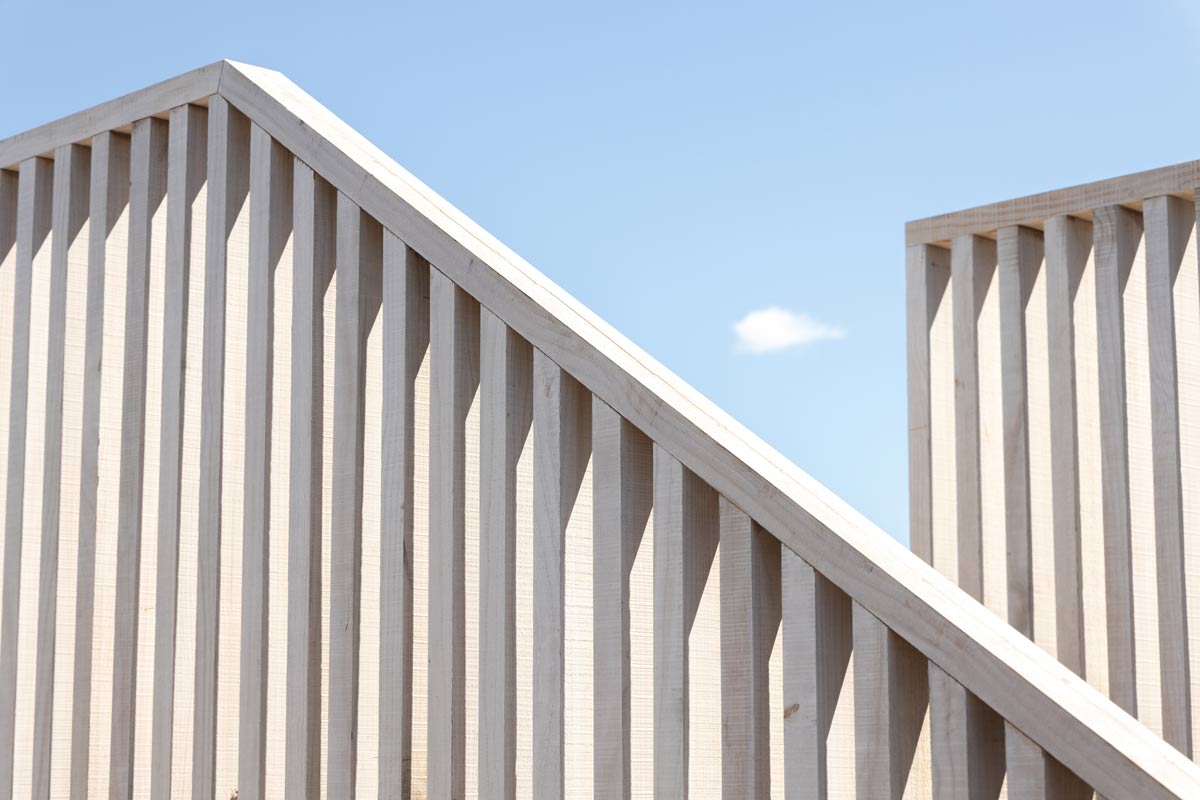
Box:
[1093,205,1141,717]
[192,95,250,800]
[478,309,533,799]
[149,102,206,799]
[719,499,777,799]
[591,399,652,800]
[1005,722,1091,799]
[30,143,88,800]
[651,448,718,799]
[1143,194,1194,756]
[71,132,128,799]
[853,602,930,799]
[0,156,52,799]
[928,663,1005,800]
[907,244,950,564]
[531,349,590,799]
[781,550,851,800]
[285,161,335,800]
[327,193,381,798]
[428,268,479,800]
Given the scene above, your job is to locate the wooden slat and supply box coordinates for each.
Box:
[71,132,129,799]
[379,234,427,799]
[1144,194,1194,754]
[148,102,206,798]
[531,349,590,798]
[907,244,950,563]
[237,122,292,800]
[719,498,777,798]
[853,603,929,799]
[0,155,52,799]
[651,448,717,797]
[592,398,652,800]
[479,309,533,799]
[1093,204,1141,716]
[780,549,851,800]
[107,114,167,798]
[1005,722,1091,799]
[30,142,88,800]
[192,95,250,799]
[928,663,1005,800]
[327,193,381,797]
[428,268,478,800]
[995,227,1036,637]
[285,161,335,800]
[1043,215,1090,677]
[951,234,995,602]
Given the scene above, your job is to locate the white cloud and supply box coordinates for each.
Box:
[732,306,844,354]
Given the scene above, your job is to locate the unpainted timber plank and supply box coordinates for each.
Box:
[1005,722,1091,799]
[928,662,1005,800]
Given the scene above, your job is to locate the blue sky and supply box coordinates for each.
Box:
[2,0,1196,544]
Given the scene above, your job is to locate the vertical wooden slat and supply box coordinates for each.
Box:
[29,143,87,800]
[1093,204,1141,716]
[781,551,851,800]
[720,499,778,799]
[951,234,995,601]
[0,169,11,791]
[193,95,250,799]
[1043,215,1089,676]
[71,133,129,799]
[479,309,533,799]
[237,123,293,800]
[653,448,718,798]
[996,227,1036,637]
[327,193,381,798]
[1143,193,1194,754]
[0,156,52,799]
[531,349,590,798]
[379,234,428,800]
[148,102,206,798]
[286,162,335,799]
[108,115,167,798]
[428,268,479,800]
[592,399,652,800]
[907,244,949,563]
[853,603,929,799]
[928,662,1004,800]
[1004,722,1090,799]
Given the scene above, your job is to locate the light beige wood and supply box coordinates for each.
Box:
[29,143,87,800]
[108,114,167,799]
[1093,204,1141,717]
[928,663,1005,800]
[781,550,851,800]
[1043,215,1089,676]
[853,602,930,799]
[531,349,590,799]
[592,398,652,800]
[719,498,777,799]
[217,61,1200,797]
[238,122,292,800]
[1143,194,1194,755]
[995,227,1036,637]
[192,95,250,800]
[380,233,427,799]
[0,170,10,793]
[286,161,335,800]
[479,309,532,799]
[71,132,128,799]
[1005,722,1091,799]
[428,267,478,800]
[148,102,206,798]
[651,447,718,798]
[907,244,950,563]
[0,156,52,798]
[327,192,381,797]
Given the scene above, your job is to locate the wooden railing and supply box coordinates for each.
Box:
[0,61,1196,799]
[908,165,1200,765]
